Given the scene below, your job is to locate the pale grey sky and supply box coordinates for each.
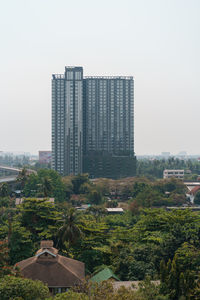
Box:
[0,0,199,155]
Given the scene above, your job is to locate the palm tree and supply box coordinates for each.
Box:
[57,208,81,249]
[42,176,53,197]
[37,176,53,198]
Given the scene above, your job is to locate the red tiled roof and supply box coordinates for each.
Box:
[189,186,200,195]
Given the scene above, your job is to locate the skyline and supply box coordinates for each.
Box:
[0,0,200,155]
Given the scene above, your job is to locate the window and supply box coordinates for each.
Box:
[75,72,82,80]
[67,71,73,80]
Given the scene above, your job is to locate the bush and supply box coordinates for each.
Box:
[54,290,89,299]
[0,276,50,300]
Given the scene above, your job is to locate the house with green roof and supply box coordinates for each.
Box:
[90,267,120,283]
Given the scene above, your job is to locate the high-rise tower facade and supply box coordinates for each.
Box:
[83,76,135,178]
[52,67,135,178]
[52,67,83,175]
[83,76,134,153]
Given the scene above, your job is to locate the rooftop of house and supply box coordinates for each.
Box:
[16,240,85,288]
[189,185,200,195]
[106,208,124,213]
[90,267,120,283]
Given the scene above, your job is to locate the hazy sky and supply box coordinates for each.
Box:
[0,0,199,155]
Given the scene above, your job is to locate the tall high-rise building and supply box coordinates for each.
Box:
[83,76,134,153]
[52,67,83,175]
[52,67,135,178]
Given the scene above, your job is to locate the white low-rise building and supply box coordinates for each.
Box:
[106,208,124,214]
[163,169,184,179]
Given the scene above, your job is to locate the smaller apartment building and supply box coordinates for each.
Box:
[163,169,184,179]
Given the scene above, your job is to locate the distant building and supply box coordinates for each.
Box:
[90,267,120,283]
[83,75,135,178]
[163,169,184,179]
[52,67,83,176]
[178,151,187,156]
[39,151,51,164]
[184,181,200,192]
[75,204,91,211]
[161,152,170,157]
[106,208,124,214]
[52,66,136,178]
[186,185,200,203]
[16,240,85,295]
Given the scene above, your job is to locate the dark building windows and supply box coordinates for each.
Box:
[52,68,135,178]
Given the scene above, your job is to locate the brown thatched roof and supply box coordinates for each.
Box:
[16,241,85,287]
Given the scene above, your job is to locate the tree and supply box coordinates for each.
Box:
[88,189,103,205]
[132,182,149,198]
[23,173,39,197]
[0,201,16,244]
[53,290,89,300]
[129,200,140,215]
[0,197,10,208]
[160,255,196,300]
[57,208,81,249]
[174,242,200,274]
[17,168,29,190]
[106,200,118,208]
[93,178,110,195]
[62,176,73,199]
[0,184,10,197]
[38,176,53,197]
[23,169,66,202]
[38,169,66,202]
[19,198,60,242]
[79,182,92,194]
[137,276,165,300]
[71,174,90,194]
[72,279,166,300]
[9,222,34,265]
[88,206,106,220]
[134,187,161,208]
[194,190,200,205]
[0,276,50,300]
[0,240,14,277]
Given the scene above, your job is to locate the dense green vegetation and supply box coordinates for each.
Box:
[0,275,49,300]
[1,169,200,299]
[0,276,168,300]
